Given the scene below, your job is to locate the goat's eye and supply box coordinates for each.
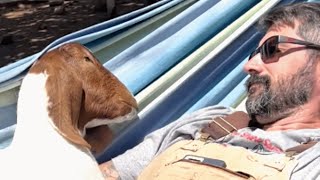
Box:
[84,56,91,62]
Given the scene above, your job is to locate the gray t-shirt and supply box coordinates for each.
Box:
[112,105,320,180]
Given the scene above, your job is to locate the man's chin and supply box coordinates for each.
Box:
[248,84,265,96]
[246,92,262,103]
[254,115,275,125]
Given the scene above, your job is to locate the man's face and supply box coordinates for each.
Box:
[243,26,316,124]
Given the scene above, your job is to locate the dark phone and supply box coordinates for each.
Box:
[183,155,227,168]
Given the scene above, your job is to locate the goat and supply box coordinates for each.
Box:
[0,43,138,180]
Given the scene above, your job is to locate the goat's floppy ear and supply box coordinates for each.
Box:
[47,74,91,149]
[84,125,113,156]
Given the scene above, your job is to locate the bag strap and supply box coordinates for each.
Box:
[200,112,317,154]
[201,111,250,140]
[285,141,318,155]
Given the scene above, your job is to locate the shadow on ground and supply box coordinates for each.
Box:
[0,0,157,67]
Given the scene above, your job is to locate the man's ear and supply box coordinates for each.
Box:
[314,59,320,88]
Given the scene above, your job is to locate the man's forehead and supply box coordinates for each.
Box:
[258,25,299,46]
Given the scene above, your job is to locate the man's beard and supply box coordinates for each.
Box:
[245,63,314,125]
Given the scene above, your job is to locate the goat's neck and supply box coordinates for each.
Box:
[10,72,103,178]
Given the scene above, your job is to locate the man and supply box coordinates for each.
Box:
[100,2,320,179]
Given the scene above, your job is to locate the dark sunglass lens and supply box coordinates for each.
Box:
[262,37,277,61]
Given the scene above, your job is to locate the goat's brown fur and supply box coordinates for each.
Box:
[28,43,138,154]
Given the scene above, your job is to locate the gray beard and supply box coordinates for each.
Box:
[245,63,314,125]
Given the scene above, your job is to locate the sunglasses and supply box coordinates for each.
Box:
[249,35,320,62]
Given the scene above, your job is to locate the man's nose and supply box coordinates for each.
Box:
[243,54,263,75]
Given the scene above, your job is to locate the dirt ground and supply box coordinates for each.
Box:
[0,0,158,67]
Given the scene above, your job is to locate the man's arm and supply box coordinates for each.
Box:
[99,161,120,180]
[98,106,233,179]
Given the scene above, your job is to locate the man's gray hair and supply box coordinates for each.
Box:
[258,2,320,59]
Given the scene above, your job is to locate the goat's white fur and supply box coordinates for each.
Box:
[82,109,137,137]
[0,73,105,180]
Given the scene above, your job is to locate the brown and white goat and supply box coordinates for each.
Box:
[0,43,138,180]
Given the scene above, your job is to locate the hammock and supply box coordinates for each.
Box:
[0,0,311,164]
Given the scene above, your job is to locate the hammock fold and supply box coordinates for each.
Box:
[0,0,311,162]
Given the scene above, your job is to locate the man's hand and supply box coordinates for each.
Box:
[99,161,120,180]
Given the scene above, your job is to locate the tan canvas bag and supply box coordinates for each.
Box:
[139,112,314,180]
[138,140,297,180]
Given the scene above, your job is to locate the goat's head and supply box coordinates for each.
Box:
[29,43,138,154]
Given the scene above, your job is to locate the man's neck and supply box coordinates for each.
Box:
[261,103,320,131]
